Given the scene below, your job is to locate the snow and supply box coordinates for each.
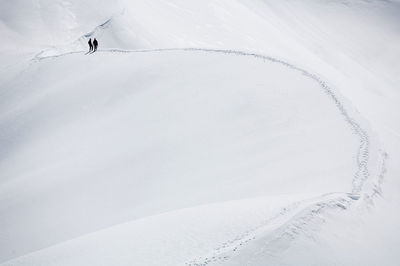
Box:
[0,0,399,265]
[0,195,317,266]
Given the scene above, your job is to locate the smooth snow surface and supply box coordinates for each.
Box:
[0,0,399,265]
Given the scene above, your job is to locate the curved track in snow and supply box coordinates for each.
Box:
[33,47,388,265]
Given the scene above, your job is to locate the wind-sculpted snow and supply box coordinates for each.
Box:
[27,48,388,265]
[185,192,357,266]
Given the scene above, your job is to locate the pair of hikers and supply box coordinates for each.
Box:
[88,38,98,52]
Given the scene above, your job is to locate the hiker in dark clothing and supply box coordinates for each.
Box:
[93,38,98,52]
[88,38,93,52]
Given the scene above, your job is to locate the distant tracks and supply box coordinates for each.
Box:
[34,47,388,265]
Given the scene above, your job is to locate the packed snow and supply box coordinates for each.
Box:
[0,0,399,265]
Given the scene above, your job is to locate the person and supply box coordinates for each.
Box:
[88,38,93,52]
[93,38,98,52]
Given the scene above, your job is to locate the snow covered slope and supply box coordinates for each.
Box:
[0,0,399,265]
[0,48,362,262]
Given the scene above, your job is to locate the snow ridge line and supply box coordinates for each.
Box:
[34,47,374,193]
[100,47,372,194]
[32,48,387,264]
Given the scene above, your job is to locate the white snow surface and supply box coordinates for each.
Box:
[0,0,399,265]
